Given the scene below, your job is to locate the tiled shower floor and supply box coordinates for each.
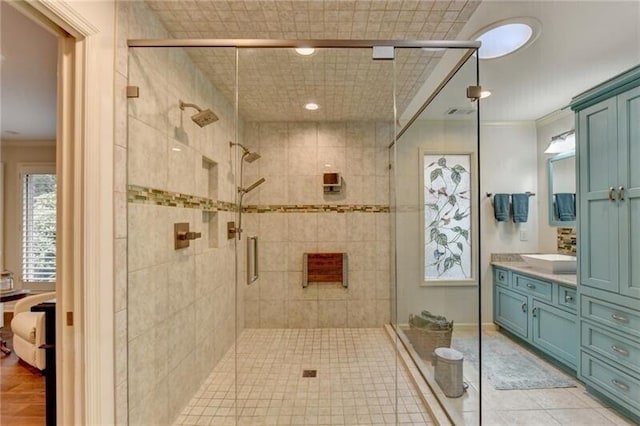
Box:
[173,328,433,426]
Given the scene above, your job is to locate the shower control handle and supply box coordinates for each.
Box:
[178,231,201,241]
[174,223,201,249]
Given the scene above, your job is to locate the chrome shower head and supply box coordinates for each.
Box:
[180,100,218,127]
[244,151,261,163]
[240,177,266,194]
[230,141,261,162]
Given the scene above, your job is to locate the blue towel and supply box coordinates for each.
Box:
[493,194,510,222]
[511,193,529,223]
[555,193,576,221]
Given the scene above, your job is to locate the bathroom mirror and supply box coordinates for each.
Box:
[548,152,576,226]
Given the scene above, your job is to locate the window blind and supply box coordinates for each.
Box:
[22,173,57,283]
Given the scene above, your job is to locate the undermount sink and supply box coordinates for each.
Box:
[520,254,577,274]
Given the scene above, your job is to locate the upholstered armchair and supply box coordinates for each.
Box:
[11,292,55,370]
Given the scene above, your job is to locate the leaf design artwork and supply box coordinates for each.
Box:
[424,154,471,280]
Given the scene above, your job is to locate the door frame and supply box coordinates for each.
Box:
[11,1,116,424]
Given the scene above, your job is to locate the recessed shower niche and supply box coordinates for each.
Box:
[201,156,218,248]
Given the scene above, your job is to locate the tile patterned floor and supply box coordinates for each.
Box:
[174,328,433,426]
[452,330,638,426]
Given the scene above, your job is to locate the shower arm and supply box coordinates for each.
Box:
[179,101,203,112]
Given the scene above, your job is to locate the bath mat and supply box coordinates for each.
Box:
[451,333,577,390]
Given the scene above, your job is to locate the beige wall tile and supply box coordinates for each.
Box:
[288,300,318,328]
[245,300,260,328]
[127,118,168,189]
[318,300,347,327]
[288,272,318,301]
[128,264,169,341]
[288,122,318,149]
[318,122,346,148]
[260,241,288,271]
[260,300,287,328]
[259,213,288,242]
[287,213,318,242]
[288,175,319,204]
[317,212,347,242]
[259,271,286,301]
[347,300,377,327]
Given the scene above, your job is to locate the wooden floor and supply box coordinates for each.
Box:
[1,325,46,426]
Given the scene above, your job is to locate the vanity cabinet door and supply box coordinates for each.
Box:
[531,300,578,369]
[578,97,620,293]
[495,287,528,339]
[618,86,640,300]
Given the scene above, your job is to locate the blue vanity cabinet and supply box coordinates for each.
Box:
[617,86,640,300]
[492,266,577,370]
[495,286,528,339]
[572,65,640,422]
[577,98,619,294]
[531,299,578,368]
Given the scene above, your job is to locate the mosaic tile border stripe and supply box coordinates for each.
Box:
[244,204,390,213]
[127,185,390,213]
[127,185,237,212]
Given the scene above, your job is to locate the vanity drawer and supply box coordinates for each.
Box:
[494,268,509,288]
[580,352,640,412]
[512,274,552,301]
[581,295,640,340]
[558,285,577,311]
[582,322,640,375]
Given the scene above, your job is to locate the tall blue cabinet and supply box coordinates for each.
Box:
[571,65,640,421]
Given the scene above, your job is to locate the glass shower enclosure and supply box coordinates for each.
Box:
[125,39,481,425]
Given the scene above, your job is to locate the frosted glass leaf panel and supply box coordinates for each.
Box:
[424,154,472,281]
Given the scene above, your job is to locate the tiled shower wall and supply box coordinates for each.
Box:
[241,121,393,328]
[115,2,240,425]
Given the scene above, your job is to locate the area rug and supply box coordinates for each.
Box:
[451,333,577,390]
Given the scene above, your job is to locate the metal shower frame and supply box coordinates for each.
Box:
[127,38,483,426]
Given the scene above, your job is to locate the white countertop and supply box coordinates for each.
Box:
[491,261,577,288]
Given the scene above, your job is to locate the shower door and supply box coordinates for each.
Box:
[392,49,481,425]
[233,46,403,425]
[125,45,240,425]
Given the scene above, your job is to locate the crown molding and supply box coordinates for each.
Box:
[535,108,573,128]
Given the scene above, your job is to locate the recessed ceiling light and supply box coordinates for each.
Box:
[295,47,315,56]
[171,147,182,152]
[304,103,319,111]
[474,19,540,60]
[480,90,492,99]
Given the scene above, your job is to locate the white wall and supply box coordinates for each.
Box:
[395,120,539,324]
[536,110,575,253]
[0,141,56,290]
[479,123,539,322]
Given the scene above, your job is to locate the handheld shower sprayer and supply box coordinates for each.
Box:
[240,178,266,194]
[179,100,218,127]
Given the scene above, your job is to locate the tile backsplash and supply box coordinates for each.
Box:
[557,227,577,255]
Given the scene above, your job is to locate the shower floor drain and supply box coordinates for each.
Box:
[302,370,317,378]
